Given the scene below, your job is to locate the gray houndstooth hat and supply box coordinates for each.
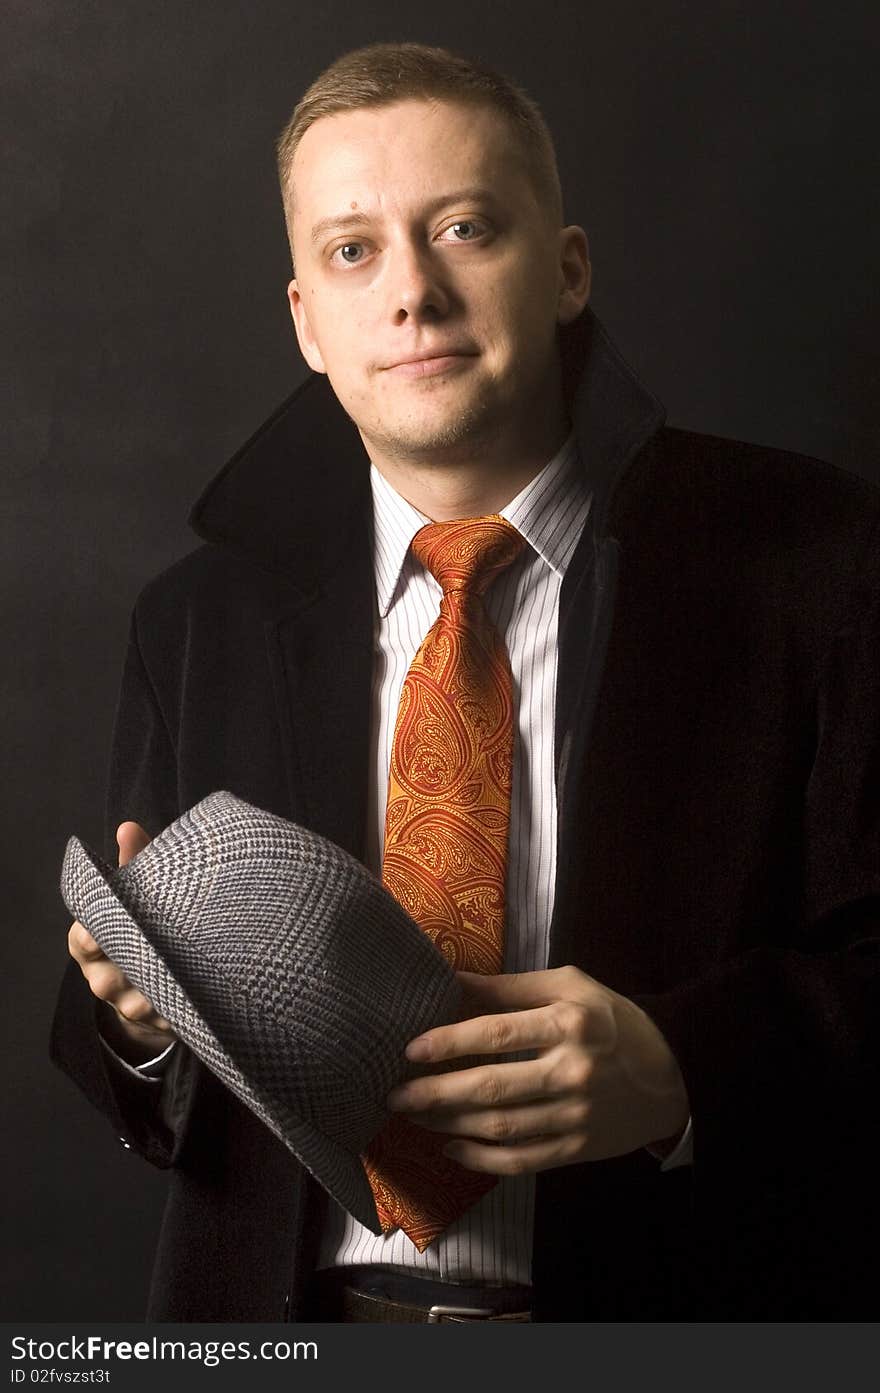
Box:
[60,789,463,1233]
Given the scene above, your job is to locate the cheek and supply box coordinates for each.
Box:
[311,315,379,415]
[481,255,557,335]
[480,289,553,369]
[314,286,378,359]
[308,310,362,380]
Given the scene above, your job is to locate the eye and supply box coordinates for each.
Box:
[330,241,368,267]
[438,219,487,243]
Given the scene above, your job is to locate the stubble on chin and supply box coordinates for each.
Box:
[360,386,501,466]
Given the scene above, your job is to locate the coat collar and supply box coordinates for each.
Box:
[186,306,666,582]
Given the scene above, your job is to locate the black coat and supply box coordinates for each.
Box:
[51,309,880,1320]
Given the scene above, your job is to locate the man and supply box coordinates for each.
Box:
[52,42,880,1321]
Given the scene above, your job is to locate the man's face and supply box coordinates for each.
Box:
[286,98,589,466]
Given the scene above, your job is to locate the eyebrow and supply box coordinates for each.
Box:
[308,187,502,247]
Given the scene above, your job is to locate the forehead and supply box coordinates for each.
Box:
[290,98,533,220]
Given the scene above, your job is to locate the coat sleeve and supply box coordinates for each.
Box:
[633,534,880,1185]
[49,600,201,1168]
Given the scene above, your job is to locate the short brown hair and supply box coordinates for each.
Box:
[276,42,563,257]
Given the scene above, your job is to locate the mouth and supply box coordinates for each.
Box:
[382,350,478,379]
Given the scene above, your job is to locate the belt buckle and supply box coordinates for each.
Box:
[427,1303,495,1323]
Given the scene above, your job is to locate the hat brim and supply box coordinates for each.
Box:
[62,834,383,1234]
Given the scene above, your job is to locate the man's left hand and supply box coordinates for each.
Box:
[386,966,690,1175]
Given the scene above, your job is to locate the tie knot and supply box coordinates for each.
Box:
[411,515,525,597]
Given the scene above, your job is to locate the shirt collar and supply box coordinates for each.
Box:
[370,431,590,617]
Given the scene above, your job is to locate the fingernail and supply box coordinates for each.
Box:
[405,1037,431,1062]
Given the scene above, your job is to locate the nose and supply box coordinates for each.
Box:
[387,238,451,324]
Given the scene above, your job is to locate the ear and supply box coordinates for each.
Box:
[286,279,327,374]
[556,226,592,326]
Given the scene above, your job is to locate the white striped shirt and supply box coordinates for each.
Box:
[318,430,590,1283]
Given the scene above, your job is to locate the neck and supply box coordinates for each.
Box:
[375,451,564,520]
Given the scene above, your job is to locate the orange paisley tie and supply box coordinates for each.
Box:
[362,514,525,1250]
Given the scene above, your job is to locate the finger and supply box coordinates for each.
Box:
[84,958,132,1002]
[68,920,106,964]
[442,1130,589,1176]
[406,998,592,1064]
[116,820,151,868]
[114,986,168,1028]
[457,966,598,1014]
[388,1058,546,1115]
[413,1096,591,1144]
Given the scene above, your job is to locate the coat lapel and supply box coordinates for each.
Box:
[188,371,377,861]
[547,312,666,968]
[264,537,375,859]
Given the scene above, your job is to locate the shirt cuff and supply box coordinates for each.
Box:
[98,1032,178,1081]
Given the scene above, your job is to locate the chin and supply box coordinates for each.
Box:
[376,415,491,458]
[369,391,504,458]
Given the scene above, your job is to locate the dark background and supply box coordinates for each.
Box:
[3,0,877,1320]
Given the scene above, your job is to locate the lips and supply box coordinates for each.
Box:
[382,349,477,378]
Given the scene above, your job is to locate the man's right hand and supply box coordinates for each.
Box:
[67,820,177,1066]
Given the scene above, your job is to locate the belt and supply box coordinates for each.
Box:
[308,1266,533,1323]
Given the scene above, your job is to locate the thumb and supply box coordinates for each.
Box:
[116,820,151,867]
